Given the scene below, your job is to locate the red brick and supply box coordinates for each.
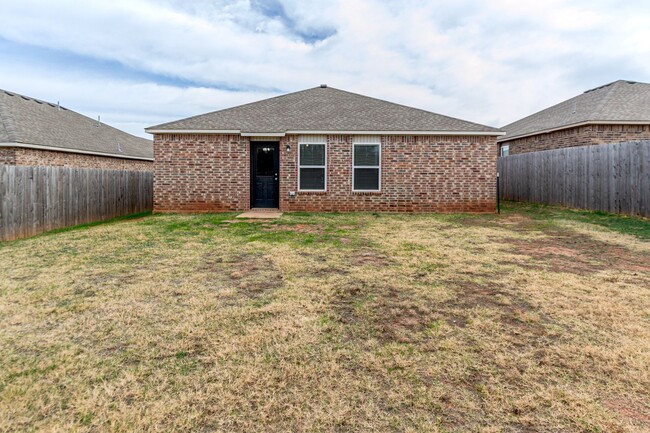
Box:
[501,124,650,155]
[0,147,152,171]
[155,134,497,213]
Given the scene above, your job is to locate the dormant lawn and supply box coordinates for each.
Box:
[1,204,649,432]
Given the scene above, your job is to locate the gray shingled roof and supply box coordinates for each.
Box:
[0,89,152,159]
[500,80,650,142]
[147,86,502,134]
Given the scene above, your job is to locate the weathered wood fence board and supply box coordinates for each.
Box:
[0,166,153,241]
[498,141,650,218]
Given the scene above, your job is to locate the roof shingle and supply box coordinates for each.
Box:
[500,80,650,142]
[0,89,152,159]
[147,86,502,134]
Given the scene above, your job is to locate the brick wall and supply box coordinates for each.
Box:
[154,133,497,213]
[0,147,16,165]
[501,124,650,154]
[0,147,152,170]
[154,134,250,212]
[280,135,496,212]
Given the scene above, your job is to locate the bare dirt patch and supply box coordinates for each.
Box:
[201,253,284,299]
[350,250,391,266]
[372,288,439,343]
[442,280,553,340]
[504,232,650,275]
[229,255,284,298]
[604,397,650,426]
[330,281,368,325]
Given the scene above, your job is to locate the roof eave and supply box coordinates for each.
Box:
[146,129,505,136]
[0,142,154,161]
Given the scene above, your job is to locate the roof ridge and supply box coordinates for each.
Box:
[323,87,498,131]
[0,88,152,158]
[0,88,150,144]
[500,79,650,141]
[148,86,501,133]
[589,80,625,120]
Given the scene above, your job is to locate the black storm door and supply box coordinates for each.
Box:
[251,142,280,208]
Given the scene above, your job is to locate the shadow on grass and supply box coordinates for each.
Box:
[1,211,154,245]
[503,201,650,240]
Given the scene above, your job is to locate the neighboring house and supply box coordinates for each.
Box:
[146,85,503,213]
[0,89,152,170]
[498,80,650,156]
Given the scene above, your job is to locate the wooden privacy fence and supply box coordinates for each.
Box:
[498,141,650,217]
[0,165,153,241]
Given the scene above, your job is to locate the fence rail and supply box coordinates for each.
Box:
[1,165,153,241]
[498,141,650,217]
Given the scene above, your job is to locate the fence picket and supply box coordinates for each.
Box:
[498,141,650,218]
[0,166,153,241]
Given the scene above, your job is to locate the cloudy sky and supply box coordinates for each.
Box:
[1,0,649,138]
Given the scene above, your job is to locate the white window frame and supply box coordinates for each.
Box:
[500,144,510,157]
[298,136,327,192]
[352,136,381,192]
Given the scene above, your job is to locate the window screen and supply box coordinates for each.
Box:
[353,143,380,191]
[299,143,326,190]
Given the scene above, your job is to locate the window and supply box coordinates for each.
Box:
[298,136,326,191]
[500,144,510,157]
[353,137,381,191]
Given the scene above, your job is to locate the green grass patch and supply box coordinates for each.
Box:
[505,201,650,239]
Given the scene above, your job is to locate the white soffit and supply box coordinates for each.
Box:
[353,135,381,144]
[248,136,283,141]
[298,135,327,144]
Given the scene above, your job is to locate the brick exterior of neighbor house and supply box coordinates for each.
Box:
[1,88,153,170]
[499,81,650,155]
[0,147,16,165]
[153,133,497,213]
[0,147,152,171]
[500,124,650,155]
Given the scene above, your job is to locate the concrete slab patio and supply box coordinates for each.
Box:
[236,210,283,219]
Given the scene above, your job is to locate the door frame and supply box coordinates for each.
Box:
[250,141,280,209]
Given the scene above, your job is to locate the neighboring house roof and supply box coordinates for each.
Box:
[500,80,650,142]
[0,89,153,160]
[146,85,503,135]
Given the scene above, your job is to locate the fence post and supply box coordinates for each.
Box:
[496,171,500,214]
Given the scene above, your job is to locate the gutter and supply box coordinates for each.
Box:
[145,129,505,137]
[0,142,154,161]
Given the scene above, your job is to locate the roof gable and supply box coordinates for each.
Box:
[500,80,650,141]
[147,86,502,134]
[0,89,152,159]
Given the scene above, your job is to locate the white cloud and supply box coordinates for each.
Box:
[0,0,649,137]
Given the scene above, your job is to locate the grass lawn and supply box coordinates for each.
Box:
[1,203,649,432]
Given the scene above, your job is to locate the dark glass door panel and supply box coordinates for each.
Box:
[251,143,279,208]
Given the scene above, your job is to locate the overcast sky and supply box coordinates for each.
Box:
[1,0,649,138]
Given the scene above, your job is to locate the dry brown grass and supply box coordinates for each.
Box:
[1,205,649,432]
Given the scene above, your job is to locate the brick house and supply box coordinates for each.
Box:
[0,89,152,170]
[146,85,503,213]
[499,80,650,156]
